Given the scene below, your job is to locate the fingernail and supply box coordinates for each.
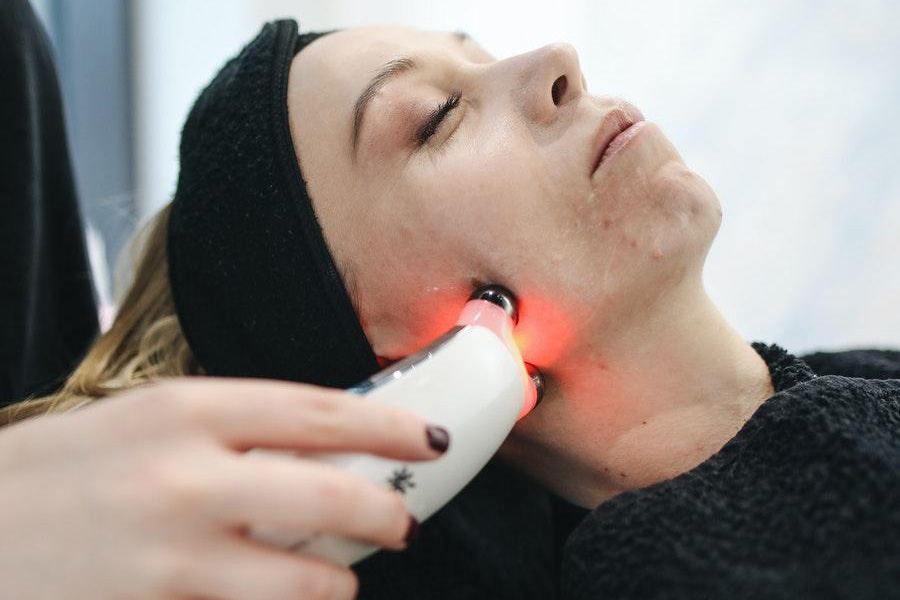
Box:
[425,425,450,453]
[405,516,420,545]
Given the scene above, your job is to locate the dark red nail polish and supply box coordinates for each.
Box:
[425,425,450,453]
[405,516,420,544]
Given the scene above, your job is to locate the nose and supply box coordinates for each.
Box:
[512,43,585,123]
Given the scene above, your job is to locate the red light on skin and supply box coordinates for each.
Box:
[513,294,576,368]
[415,300,462,347]
[512,330,532,356]
[376,290,576,387]
[455,293,576,369]
[374,295,512,368]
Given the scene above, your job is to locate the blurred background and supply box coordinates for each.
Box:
[30,0,900,353]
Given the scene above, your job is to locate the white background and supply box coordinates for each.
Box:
[130,0,900,355]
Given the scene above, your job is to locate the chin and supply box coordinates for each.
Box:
[655,162,721,240]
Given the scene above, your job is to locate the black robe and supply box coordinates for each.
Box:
[0,0,98,406]
[356,343,900,599]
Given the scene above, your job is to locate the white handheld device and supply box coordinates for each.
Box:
[250,285,542,565]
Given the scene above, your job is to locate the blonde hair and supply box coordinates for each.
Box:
[1,204,202,426]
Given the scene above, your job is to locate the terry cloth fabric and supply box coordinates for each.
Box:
[168,20,380,388]
[354,458,559,600]
[801,347,900,380]
[0,0,99,406]
[561,342,900,600]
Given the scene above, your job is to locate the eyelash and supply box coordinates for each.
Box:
[416,90,463,147]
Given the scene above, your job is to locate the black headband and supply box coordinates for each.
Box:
[167,20,380,388]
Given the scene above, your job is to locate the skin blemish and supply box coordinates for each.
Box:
[651,248,663,261]
[601,218,613,230]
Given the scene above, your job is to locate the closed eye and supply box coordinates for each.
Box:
[416,91,463,146]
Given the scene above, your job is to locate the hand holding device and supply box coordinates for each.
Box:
[252,285,544,565]
[0,378,441,600]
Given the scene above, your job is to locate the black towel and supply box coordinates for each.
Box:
[562,342,900,600]
[801,347,900,380]
[168,20,379,389]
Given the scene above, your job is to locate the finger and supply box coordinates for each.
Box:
[216,451,413,550]
[157,378,448,459]
[188,537,358,600]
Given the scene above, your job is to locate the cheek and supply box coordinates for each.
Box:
[353,153,524,352]
[407,140,547,275]
[417,145,585,367]
[359,142,549,347]
[355,212,463,346]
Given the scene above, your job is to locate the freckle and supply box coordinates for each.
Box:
[601,218,613,230]
[619,472,627,478]
[651,249,663,260]
[642,421,647,425]
[603,467,610,472]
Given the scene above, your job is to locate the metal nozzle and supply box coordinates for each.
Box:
[469,284,518,324]
[525,362,545,407]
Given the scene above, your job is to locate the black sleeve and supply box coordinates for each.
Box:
[800,348,900,379]
[0,0,99,406]
[561,374,900,600]
[354,459,559,600]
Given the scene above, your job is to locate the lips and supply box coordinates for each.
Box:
[590,102,646,175]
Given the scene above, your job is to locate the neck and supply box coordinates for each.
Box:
[503,279,775,508]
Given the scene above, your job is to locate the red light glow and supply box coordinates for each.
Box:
[513,293,576,368]
[382,289,577,377]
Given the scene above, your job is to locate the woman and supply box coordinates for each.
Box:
[3,18,899,600]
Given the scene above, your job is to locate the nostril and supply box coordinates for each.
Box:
[551,75,567,105]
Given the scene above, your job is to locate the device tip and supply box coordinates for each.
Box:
[469,285,518,324]
[526,363,544,406]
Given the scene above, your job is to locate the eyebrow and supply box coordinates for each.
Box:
[350,56,417,159]
[350,31,471,160]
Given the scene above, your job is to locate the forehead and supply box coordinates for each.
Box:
[293,25,495,113]
[299,25,468,83]
[288,25,487,173]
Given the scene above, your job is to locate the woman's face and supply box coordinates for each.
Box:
[288,26,722,490]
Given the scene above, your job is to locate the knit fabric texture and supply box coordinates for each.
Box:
[561,342,900,599]
[168,20,380,388]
